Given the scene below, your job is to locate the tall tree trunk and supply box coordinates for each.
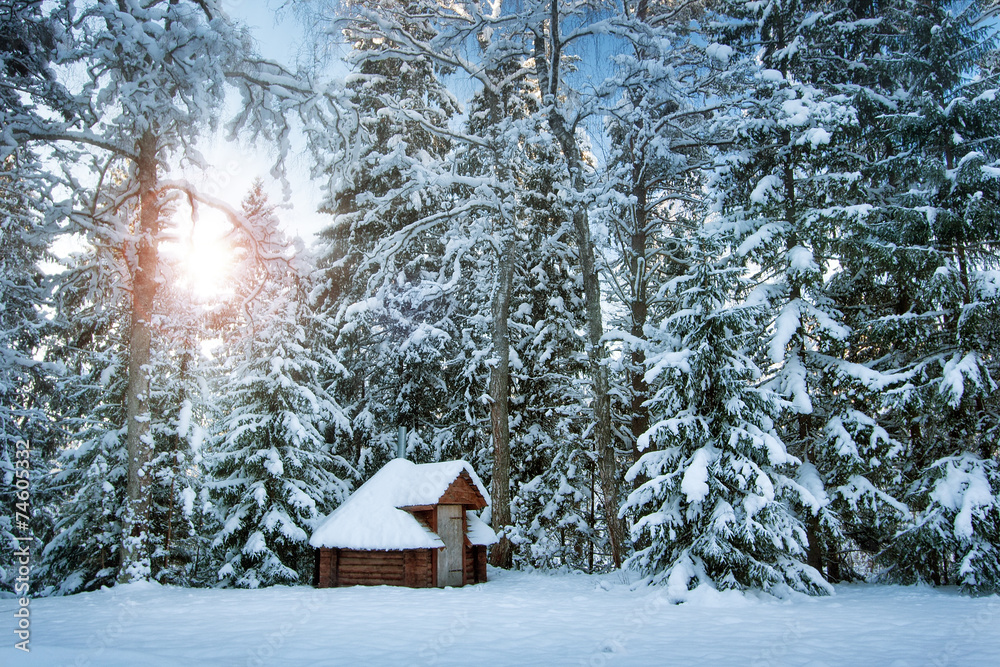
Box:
[534,4,622,566]
[784,132,825,575]
[629,159,650,473]
[489,238,515,568]
[120,129,160,582]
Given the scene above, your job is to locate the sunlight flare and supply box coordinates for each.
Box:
[174,207,236,300]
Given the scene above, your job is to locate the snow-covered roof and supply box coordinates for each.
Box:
[310,459,495,550]
[466,511,498,547]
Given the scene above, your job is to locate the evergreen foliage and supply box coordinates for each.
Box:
[623,225,831,595]
[863,0,1000,593]
[708,0,907,583]
[313,0,471,475]
[37,277,129,594]
[0,0,70,595]
[1,0,997,598]
[207,184,354,588]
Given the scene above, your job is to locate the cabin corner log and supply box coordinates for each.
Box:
[315,547,337,588]
[474,545,487,584]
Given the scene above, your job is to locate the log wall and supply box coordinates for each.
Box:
[338,549,404,586]
[462,545,488,584]
[315,548,434,588]
[404,549,434,588]
[474,545,488,584]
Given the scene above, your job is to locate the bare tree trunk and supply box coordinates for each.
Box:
[120,129,160,582]
[534,4,622,567]
[629,162,650,474]
[489,238,515,568]
[827,551,842,583]
[806,509,823,573]
[581,212,623,569]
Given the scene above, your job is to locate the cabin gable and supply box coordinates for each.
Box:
[437,470,488,510]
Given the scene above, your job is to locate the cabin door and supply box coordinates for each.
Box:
[437,504,464,587]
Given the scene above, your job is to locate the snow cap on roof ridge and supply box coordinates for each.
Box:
[384,458,490,508]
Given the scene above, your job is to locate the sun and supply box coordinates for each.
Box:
[173,206,237,301]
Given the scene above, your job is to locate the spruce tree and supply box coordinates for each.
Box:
[313,0,466,475]
[38,271,130,594]
[0,0,72,595]
[207,183,354,588]
[0,153,56,593]
[706,0,911,580]
[144,284,215,585]
[623,226,831,596]
[504,132,594,571]
[866,0,1000,593]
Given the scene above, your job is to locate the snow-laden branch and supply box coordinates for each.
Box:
[12,127,138,161]
[157,180,292,265]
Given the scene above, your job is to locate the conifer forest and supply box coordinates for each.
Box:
[2,0,999,599]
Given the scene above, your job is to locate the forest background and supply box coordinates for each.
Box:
[2,0,999,599]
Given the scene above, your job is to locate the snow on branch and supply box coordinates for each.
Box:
[158,179,292,266]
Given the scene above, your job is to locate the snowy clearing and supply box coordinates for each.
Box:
[4,570,1000,666]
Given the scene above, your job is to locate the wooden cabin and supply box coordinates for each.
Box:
[310,459,497,588]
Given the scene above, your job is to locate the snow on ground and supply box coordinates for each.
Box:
[4,569,1000,666]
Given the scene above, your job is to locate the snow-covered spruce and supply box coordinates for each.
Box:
[705,0,913,581]
[206,185,354,588]
[842,0,1000,592]
[623,234,830,597]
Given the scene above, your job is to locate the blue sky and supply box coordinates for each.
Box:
[227,0,307,63]
[193,1,332,240]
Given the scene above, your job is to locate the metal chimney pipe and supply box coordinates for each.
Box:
[397,425,406,459]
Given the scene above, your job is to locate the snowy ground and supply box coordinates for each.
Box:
[4,569,1000,666]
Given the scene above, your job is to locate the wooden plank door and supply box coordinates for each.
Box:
[436,504,464,587]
